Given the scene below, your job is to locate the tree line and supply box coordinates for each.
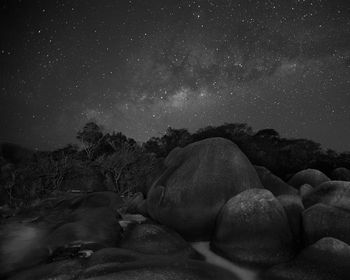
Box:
[1,121,349,208]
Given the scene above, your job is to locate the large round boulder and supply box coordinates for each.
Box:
[288,169,331,189]
[146,138,262,240]
[302,181,350,211]
[255,165,297,196]
[118,223,202,259]
[288,169,330,189]
[331,167,350,181]
[262,237,350,280]
[211,189,295,267]
[302,203,350,245]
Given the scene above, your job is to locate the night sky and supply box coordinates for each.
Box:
[1,0,349,151]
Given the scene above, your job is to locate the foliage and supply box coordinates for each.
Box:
[1,121,350,208]
[143,123,350,180]
[0,153,73,207]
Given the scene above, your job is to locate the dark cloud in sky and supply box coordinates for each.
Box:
[0,0,349,151]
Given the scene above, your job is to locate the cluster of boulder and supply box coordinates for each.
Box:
[1,137,350,279]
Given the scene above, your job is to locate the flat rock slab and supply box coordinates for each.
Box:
[118,223,203,259]
[81,259,240,280]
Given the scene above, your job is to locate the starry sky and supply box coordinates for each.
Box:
[0,0,350,151]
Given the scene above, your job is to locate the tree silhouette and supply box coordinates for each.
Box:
[76,122,104,159]
[255,128,280,139]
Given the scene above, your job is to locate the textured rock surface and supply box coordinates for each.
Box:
[125,192,148,216]
[211,189,295,267]
[299,183,313,198]
[255,165,297,196]
[87,248,148,267]
[118,223,202,259]
[147,137,262,240]
[81,259,240,280]
[46,207,122,252]
[8,259,83,280]
[0,192,123,277]
[277,195,304,247]
[303,203,350,245]
[262,237,350,280]
[288,168,330,189]
[302,180,350,211]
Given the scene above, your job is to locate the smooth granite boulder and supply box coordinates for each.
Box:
[302,181,350,211]
[262,237,350,280]
[147,137,262,240]
[211,189,295,267]
[118,223,202,259]
[288,169,330,189]
[255,166,297,196]
[277,195,304,247]
[299,183,313,198]
[46,207,122,253]
[303,203,350,245]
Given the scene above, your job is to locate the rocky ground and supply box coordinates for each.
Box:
[1,137,350,280]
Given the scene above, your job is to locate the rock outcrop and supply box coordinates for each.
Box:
[0,192,123,276]
[211,189,295,267]
[302,203,350,245]
[147,137,262,240]
[277,195,304,247]
[262,237,350,280]
[288,168,330,189]
[299,183,313,197]
[302,180,350,211]
[118,223,202,259]
[255,165,297,196]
